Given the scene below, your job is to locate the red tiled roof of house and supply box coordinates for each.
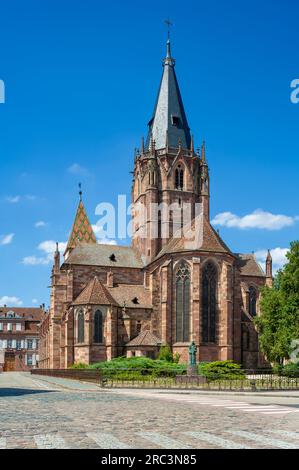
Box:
[0,307,44,322]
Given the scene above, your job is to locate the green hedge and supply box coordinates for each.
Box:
[198,360,246,381]
[71,356,187,378]
[70,358,247,381]
[273,362,299,378]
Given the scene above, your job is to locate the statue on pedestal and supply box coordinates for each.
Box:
[187,341,197,376]
[189,341,197,366]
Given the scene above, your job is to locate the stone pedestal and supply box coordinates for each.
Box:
[187,365,197,377]
[176,375,207,386]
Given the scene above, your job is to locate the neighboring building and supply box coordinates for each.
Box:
[39,38,273,370]
[0,306,44,371]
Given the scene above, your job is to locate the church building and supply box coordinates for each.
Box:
[39,38,273,370]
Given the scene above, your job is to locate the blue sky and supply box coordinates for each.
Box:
[0,0,298,308]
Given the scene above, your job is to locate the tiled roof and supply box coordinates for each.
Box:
[72,277,118,306]
[0,307,44,322]
[126,330,162,347]
[236,254,266,277]
[155,216,232,259]
[107,284,152,309]
[65,244,145,268]
[65,200,97,254]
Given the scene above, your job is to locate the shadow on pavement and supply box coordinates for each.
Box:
[0,388,55,397]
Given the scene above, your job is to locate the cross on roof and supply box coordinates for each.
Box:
[164,19,173,39]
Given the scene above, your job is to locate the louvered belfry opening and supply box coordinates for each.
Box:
[202,262,217,343]
[175,262,190,342]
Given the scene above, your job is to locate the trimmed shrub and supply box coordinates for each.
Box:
[173,352,181,364]
[274,362,299,378]
[87,356,186,379]
[198,360,246,381]
[70,362,88,369]
[158,345,174,363]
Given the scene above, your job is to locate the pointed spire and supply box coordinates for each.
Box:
[191,134,194,153]
[78,182,82,201]
[64,192,97,258]
[201,140,206,163]
[54,242,60,274]
[141,136,145,154]
[146,37,191,151]
[266,249,273,278]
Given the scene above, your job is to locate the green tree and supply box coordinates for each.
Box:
[158,344,174,362]
[255,241,299,365]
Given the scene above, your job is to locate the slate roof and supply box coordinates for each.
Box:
[64,244,145,268]
[235,254,266,277]
[72,277,118,306]
[126,330,162,347]
[65,200,97,255]
[155,216,233,259]
[146,39,191,150]
[107,284,152,309]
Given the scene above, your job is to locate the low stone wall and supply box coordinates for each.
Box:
[176,375,207,386]
[31,368,102,384]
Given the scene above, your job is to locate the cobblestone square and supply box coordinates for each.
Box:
[0,372,298,449]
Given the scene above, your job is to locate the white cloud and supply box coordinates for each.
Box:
[212,209,296,230]
[32,298,38,304]
[25,194,36,201]
[22,256,50,266]
[5,195,37,203]
[92,224,117,245]
[34,221,47,228]
[0,233,14,245]
[255,247,289,274]
[22,240,67,266]
[38,240,67,254]
[97,238,117,246]
[67,163,90,176]
[0,296,23,307]
[6,196,20,203]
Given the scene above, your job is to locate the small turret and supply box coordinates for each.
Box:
[266,249,273,286]
[200,140,210,219]
[54,242,60,274]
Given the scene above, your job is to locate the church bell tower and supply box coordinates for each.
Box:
[132,38,210,265]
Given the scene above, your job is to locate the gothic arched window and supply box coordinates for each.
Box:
[94,310,103,343]
[249,286,257,316]
[202,262,217,343]
[175,165,184,190]
[77,311,85,344]
[176,262,190,342]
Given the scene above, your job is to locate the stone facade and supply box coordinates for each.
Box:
[0,306,44,371]
[39,38,272,369]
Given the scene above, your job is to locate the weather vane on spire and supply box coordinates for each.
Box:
[164,18,173,40]
[78,182,82,201]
